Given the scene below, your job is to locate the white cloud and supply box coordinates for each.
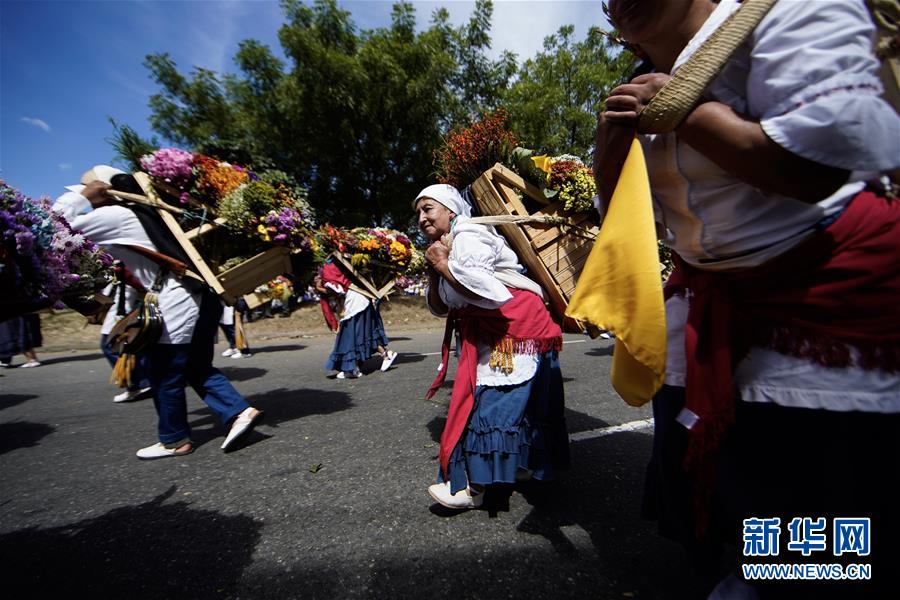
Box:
[58,163,72,171]
[21,117,51,133]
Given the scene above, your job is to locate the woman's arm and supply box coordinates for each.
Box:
[604,74,849,204]
[425,241,482,302]
[676,101,849,203]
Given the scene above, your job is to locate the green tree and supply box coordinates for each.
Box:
[503,26,635,159]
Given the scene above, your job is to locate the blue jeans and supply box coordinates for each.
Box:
[147,293,250,445]
[100,333,150,391]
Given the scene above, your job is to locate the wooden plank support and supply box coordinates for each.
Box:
[184,217,228,241]
[134,172,231,301]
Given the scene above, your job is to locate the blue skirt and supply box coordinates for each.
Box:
[324,304,389,372]
[0,314,42,357]
[443,350,570,493]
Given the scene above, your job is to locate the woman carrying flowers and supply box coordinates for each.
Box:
[414,184,570,509]
[318,261,397,379]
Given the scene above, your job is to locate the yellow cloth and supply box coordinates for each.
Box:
[565,138,666,406]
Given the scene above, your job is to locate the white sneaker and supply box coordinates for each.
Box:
[427,481,483,509]
[336,369,360,379]
[136,442,194,460]
[19,360,41,368]
[599,332,612,339]
[222,348,237,357]
[231,351,251,359]
[221,407,263,450]
[380,350,397,372]
[114,386,152,403]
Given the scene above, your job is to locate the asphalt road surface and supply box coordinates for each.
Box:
[1,331,710,599]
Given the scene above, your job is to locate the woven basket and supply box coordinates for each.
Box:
[638,0,777,133]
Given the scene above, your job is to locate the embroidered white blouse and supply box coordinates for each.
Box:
[53,192,201,344]
[650,0,900,412]
[427,217,547,386]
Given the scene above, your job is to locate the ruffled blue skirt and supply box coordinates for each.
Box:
[325,303,389,372]
[442,350,570,493]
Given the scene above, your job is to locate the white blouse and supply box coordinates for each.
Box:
[53,192,201,344]
[427,217,546,386]
[646,0,899,270]
[650,0,900,412]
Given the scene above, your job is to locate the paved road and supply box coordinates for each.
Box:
[0,331,706,599]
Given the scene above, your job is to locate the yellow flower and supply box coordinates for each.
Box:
[531,155,553,175]
[257,224,271,242]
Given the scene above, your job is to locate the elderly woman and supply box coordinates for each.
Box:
[598,0,900,596]
[415,184,570,509]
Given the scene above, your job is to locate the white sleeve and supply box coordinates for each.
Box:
[324,282,345,295]
[448,229,513,305]
[52,192,92,225]
[749,0,900,171]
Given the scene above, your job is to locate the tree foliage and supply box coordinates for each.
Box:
[503,26,635,160]
[114,0,631,229]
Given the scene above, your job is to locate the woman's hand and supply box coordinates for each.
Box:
[604,73,672,126]
[593,112,637,207]
[80,180,116,208]
[424,240,450,273]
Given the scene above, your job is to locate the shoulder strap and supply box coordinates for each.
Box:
[638,0,778,133]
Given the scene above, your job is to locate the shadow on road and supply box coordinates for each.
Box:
[0,421,55,455]
[248,344,307,354]
[0,393,38,412]
[219,366,269,382]
[0,486,262,599]
[584,346,614,357]
[243,387,354,427]
[38,352,106,366]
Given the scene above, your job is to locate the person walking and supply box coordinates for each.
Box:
[0,314,42,368]
[414,184,570,510]
[54,168,263,459]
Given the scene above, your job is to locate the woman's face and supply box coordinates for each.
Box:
[415,197,455,241]
[608,0,688,44]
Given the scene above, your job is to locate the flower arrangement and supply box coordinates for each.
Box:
[434,110,519,190]
[543,155,598,213]
[141,148,318,255]
[140,147,257,207]
[314,225,418,289]
[1,180,113,315]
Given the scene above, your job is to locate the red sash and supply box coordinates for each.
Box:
[667,190,900,532]
[425,288,563,477]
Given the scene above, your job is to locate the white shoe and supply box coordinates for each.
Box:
[336,369,360,379]
[380,350,397,372]
[231,351,251,359]
[599,332,612,339]
[221,407,263,450]
[427,481,483,509]
[19,360,41,368]
[222,348,237,357]
[136,442,194,460]
[114,386,152,403]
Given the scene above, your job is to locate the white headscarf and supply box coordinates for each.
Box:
[413,184,471,218]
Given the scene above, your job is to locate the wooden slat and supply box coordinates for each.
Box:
[184,217,228,241]
[217,247,291,300]
[109,190,184,215]
[490,163,546,204]
[495,180,530,217]
[134,172,230,301]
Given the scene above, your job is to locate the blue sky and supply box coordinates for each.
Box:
[1,1,608,201]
